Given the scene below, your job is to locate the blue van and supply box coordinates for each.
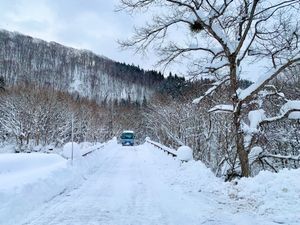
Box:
[120,130,135,146]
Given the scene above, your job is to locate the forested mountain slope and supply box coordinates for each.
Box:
[0,29,164,103]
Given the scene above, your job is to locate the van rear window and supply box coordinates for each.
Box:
[121,133,134,139]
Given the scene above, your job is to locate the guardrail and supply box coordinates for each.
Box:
[82,143,105,157]
[145,138,177,158]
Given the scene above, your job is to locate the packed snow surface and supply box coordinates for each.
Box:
[0,141,299,225]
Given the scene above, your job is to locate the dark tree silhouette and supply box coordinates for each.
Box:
[0,76,5,91]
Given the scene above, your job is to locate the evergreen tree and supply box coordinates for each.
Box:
[0,76,5,91]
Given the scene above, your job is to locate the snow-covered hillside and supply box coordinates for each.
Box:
[0,140,299,225]
[0,29,162,103]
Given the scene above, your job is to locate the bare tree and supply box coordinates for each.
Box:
[119,0,300,177]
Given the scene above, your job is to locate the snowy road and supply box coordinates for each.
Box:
[20,143,277,225]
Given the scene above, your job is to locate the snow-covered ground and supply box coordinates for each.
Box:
[0,140,299,225]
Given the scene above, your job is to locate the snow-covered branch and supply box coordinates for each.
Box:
[193,76,230,104]
[259,100,300,125]
[239,58,300,102]
[262,154,300,161]
[208,104,233,113]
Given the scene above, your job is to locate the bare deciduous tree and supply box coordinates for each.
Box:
[119,0,300,177]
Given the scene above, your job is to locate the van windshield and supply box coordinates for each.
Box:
[121,133,134,139]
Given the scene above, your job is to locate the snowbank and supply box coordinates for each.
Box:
[0,144,15,153]
[232,168,300,225]
[0,153,67,191]
[144,142,226,194]
[1,140,299,225]
[0,141,108,225]
[62,142,82,159]
[0,153,72,225]
[145,141,300,224]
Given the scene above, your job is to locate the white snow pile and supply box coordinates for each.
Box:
[62,142,82,159]
[146,141,300,224]
[0,141,108,225]
[176,145,193,161]
[173,160,225,194]
[232,168,300,224]
[0,153,67,190]
[62,142,106,159]
[0,143,15,153]
[145,141,227,194]
[0,153,72,225]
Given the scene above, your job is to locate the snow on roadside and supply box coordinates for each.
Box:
[0,154,72,225]
[0,153,67,191]
[62,142,82,159]
[0,144,16,153]
[145,142,300,225]
[0,141,108,225]
[231,168,300,225]
[143,142,229,200]
[1,139,299,225]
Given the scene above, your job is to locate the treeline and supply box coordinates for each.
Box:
[0,84,147,152]
[0,75,205,152]
[111,62,164,86]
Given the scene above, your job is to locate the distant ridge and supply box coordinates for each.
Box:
[0,29,165,103]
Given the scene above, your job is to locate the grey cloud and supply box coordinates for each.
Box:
[0,0,159,72]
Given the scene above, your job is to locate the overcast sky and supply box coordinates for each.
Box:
[0,0,161,72]
[0,0,268,81]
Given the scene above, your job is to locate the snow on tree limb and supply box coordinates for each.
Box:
[239,57,300,102]
[259,101,300,124]
[243,109,266,149]
[192,76,229,104]
[208,104,233,113]
[248,109,266,130]
[262,154,300,161]
[248,146,263,165]
[280,100,300,119]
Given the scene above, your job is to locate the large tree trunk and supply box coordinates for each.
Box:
[234,110,250,177]
[229,55,250,177]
